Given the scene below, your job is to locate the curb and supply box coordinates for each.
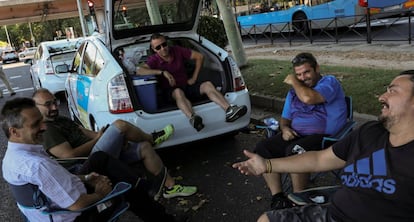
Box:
[249,94,377,127]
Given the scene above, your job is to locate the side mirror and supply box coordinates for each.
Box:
[55,64,69,73]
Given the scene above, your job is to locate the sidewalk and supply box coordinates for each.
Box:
[249,94,377,127]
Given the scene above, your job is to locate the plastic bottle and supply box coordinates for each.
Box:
[292,144,306,154]
[263,117,279,131]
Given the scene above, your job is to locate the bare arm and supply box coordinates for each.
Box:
[48,139,98,158]
[232,148,346,176]
[279,117,298,141]
[136,64,163,76]
[284,74,325,104]
[187,50,204,84]
[48,126,106,158]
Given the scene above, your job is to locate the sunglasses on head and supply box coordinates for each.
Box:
[154,42,168,51]
[291,55,311,64]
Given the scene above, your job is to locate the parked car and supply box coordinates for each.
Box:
[65,0,251,149]
[1,50,19,63]
[30,38,83,96]
[18,47,37,62]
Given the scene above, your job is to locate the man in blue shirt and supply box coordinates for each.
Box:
[254,52,347,210]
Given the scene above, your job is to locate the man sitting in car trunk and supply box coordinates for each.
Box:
[136,33,247,132]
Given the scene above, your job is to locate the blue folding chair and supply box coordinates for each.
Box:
[9,181,131,222]
[321,96,356,149]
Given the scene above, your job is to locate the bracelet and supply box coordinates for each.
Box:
[85,174,91,182]
[160,71,164,75]
[265,159,272,174]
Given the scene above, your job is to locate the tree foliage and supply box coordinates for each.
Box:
[0,17,82,50]
[197,16,227,49]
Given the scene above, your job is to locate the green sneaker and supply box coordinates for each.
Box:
[163,184,197,199]
[152,124,174,146]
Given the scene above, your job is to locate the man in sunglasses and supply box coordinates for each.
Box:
[136,33,247,131]
[253,52,347,211]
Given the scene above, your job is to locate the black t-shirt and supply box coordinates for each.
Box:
[330,121,414,221]
[43,116,91,156]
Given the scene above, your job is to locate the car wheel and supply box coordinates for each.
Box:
[292,12,309,35]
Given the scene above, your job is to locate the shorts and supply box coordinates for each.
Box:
[92,123,142,163]
[255,132,328,159]
[163,82,204,103]
[265,204,337,222]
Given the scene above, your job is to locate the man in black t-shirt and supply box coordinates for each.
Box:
[233,70,414,222]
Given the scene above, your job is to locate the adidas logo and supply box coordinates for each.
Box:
[341,149,396,194]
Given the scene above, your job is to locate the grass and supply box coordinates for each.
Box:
[241,59,403,116]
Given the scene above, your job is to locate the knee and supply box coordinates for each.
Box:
[257,213,270,222]
[113,119,129,132]
[172,89,186,100]
[200,81,214,92]
[139,141,156,158]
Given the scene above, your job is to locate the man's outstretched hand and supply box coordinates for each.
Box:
[232,150,267,176]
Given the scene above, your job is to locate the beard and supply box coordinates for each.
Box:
[378,114,395,130]
[47,110,59,119]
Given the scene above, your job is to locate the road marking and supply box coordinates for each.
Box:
[9,75,21,79]
[1,87,34,94]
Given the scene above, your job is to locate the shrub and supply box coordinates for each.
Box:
[197,16,228,48]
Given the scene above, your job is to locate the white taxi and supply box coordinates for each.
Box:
[65,0,251,148]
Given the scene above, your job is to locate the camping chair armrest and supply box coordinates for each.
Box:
[322,120,356,148]
[43,182,132,214]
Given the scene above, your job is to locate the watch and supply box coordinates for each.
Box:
[160,71,164,75]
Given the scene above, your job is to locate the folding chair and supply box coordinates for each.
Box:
[321,96,356,148]
[311,96,356,183]
[281,96,356,192]
[9,181,131,222]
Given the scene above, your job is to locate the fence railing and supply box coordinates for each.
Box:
[238,10,414,45]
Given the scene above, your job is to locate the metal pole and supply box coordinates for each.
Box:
[28,22,35,46]
[4,25,11,48]
[76,0,88,37]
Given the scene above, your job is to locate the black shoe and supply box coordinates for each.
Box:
[270,192,293,210]
[225,105,247,122]
[148,167,167,201]
[10,92,16,96]
[189,114,204,131]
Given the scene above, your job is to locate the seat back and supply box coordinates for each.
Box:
[321,96,356,148]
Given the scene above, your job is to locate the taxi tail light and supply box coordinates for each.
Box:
[228,57,246,92]
[45,58,55,75]
[108,74,134,113]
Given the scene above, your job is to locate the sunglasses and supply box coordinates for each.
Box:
[154,42,168,51]
[36,99,60,108]
[291,55,311,64]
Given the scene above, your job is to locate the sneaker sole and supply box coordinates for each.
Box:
[163,189,197,199]
[226,106,248,122]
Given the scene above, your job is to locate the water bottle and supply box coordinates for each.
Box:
[263,117,279,131]
[292,144,306,154]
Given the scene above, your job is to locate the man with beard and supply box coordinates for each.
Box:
[232,71,414,221]
[253,52,347,210]
[1,97,180,221]
[32,88,197,200]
